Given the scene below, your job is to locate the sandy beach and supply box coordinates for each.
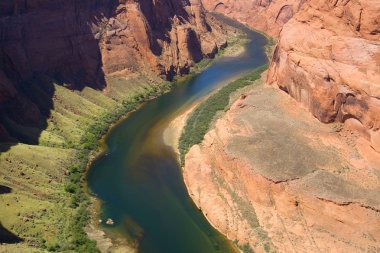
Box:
[163,103,199,157]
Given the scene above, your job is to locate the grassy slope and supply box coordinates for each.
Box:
[0,74,171,252]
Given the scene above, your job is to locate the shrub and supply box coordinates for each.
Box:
[64,183,79,194]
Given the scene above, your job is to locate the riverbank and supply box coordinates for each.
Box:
[178,65,267,165]
[163,104,199,156]
[163,24,254,154]
[163,68,264,252]
[0,73,176,252]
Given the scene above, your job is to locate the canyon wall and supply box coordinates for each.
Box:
[202,0,380,152]
[267,0,380,152]
[187,1,380,251]
[0,0,226,144]
[202,0,301,37]
[185,83,380,253]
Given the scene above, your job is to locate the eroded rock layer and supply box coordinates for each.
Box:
[184,82,380,252]
[0,0,226,143]
[267,0,380,152]
[202,0,380,152]
[202,0,301,36]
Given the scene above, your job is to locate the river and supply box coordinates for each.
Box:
[87,15,268,253]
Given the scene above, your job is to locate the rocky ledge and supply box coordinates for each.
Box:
[184,79,380,252]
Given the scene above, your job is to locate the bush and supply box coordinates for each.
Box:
[242,243,255,253]
[64,183,79,194]
[67,205,100,252]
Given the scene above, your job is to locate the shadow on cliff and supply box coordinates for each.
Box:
[0,185,12,194]
[0,0,123,153]
[0,186,22,244]
[0,222,23,244]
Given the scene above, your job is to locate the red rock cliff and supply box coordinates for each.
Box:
[0,0,226,142]
[267,0,380,152]
[202,0,380,152]
[184,82,380,253]
[201,0,301,37]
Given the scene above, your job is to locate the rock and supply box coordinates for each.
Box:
[202,0,301,37]
[184,84,380,252]
[106,218,114,225]
[371,130,380,152]
[267,0,380,153]
[202,0,380,152]
[0,0,227,143]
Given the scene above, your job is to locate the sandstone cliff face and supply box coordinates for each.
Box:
[185,83,380,252]
[0,0,226,143]
[101,0,227,78]
[202,0,301,37]
[267,0,380,152]
[202,0,380,152]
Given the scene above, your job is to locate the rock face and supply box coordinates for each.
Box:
[0,0,226,143]
[201,0,301,37]
[202,0,380,152]
[184,83,380,252]
[267,0,380,152]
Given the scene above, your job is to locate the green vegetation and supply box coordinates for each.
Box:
[0,75,173,252]
[264,37,276,59]
[190,30,249,74]
[242,243,255,253]
[179,65,268,164]
[80,82,172,152]
[190,58,213,74]
[56,78,173,251]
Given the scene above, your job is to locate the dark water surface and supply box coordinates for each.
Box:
[87,16,268,253]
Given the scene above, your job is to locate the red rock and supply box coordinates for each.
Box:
[202,0,301,37]
[267,0,380,152]
[184,83,380,252]
[371,130,380,153]
[202,0,380,153]
[106,218,114,225]
[0,0,227,142]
